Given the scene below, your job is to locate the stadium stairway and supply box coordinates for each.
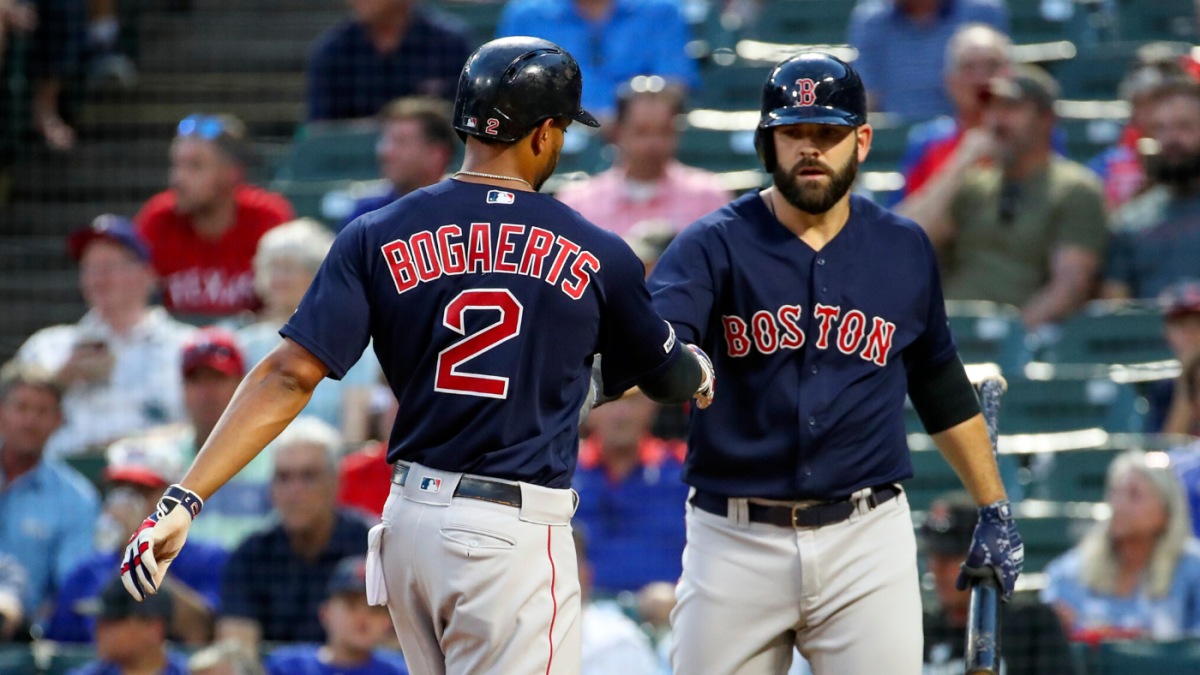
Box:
[0,0,344,361]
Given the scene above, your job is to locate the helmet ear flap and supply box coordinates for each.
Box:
[755,126,776,173]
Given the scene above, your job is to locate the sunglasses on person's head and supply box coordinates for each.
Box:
[177,114,227,140]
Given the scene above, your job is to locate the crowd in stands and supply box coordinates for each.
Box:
[3,0,1200,673]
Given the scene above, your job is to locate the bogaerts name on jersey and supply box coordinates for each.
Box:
[381,223,600,300]
[722,304,897,366]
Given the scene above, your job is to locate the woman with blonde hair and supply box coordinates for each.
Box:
[1041,450,1200,640]
[238,218,379,442]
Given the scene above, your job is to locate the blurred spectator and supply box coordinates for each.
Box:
[16,215,194,458]
[1089,43,1193,210]
[921,66,1108,329]
[307,0,471,121]
[0,553,27,641]
[1042,450,1200,641]
[263,556,408,675]
[66,578,188,675]
[30,0,85,150]
[573,393,688,594]
[557,79,730,236]
[920,492,1072,674]
[218,420,369,647]
[84,0,135,89]
[1104,83,1200,300]
[1145,283,1200,434]
[0,362,98,619]
[337,386,398,518]
[342,96,457,228]
[238,219,378,441]
[0,0,37,71]
[574,528,658,675]
[135,114,294,318]
[847,0,1007,120]
[496,0,700,118]
[1171,367,1200,536]
[44,434,228,645]
[189,641,266,675]
[893,23,1010,210]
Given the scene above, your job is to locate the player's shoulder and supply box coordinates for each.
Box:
[851,193,933,245]
[135,191,178,230]
[677,190,762,238]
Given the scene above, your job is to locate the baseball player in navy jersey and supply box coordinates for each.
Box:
[646,53,1024,675]
[116,37,715,675]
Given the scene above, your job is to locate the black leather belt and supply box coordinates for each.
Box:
[691,484,901,528]
[391,463,523,508]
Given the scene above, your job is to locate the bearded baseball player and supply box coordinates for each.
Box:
[118,37,714,675]
[647,52,1024,674]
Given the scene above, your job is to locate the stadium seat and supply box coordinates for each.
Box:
[1115,0,1197,42]
[1051,46,1138,101]
[427,1,505,46]
[41,646,98,675]
[697,63,773,110]
[0,645,34,675]
[747,0,857,46]
[1016,509,1095,572]
[1094,639,1200,675]
[906,449,964,512]
[945,301,1030,375]
[1007,0,1086,45]
[1035,305,1171,366]
[677,127,761,173]
[1059,116,1124,165]
[998,377,1144,434]
[274,124,380,183]
[555,130,611,176]
[65,455,109,491]
[1027,447,1119,502]
[861,121,911,174]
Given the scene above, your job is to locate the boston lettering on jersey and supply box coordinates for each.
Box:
[380,223,600,300]
[722,303,896,365]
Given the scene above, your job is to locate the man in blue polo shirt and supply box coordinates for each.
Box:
[0,363,99,621]
[848,0,1008,121]
[573,393,690,594]
[496,0,700,118]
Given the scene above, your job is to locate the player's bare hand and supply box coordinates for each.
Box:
[121,485,203,601]
[687,344,715,409]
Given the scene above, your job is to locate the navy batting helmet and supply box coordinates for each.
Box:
[453,37,600,144]
[754,52,867,171]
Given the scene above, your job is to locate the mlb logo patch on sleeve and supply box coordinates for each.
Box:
[487,190,515,205]
[420,477,442,493]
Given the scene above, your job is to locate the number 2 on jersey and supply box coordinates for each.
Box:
[434,289,524,399]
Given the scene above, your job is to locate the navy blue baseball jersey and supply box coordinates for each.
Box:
[282,179,680,488]
[648,192,957,500]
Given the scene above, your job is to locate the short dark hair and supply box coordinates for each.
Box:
[0,360,64,404]
[379,97,457,154]
[615,78,687,126]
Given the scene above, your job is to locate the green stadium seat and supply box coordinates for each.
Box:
[998,377,1144,434]
[698,63,774,110]
[1051,47,1136,101]
[427,1,505,47]
[275,124,380,183]
[906,449,963,512]
[1059,117,1124,164]
[1007,0,1086,44]
[555,130,611,176]
[1016,510,1094,572]
[677,127,761,173]
[945,301,1030,375]
[1028,447,1118,502]
[1036,305,1171,366]
[41,645,99,675]
[1095,639,1200,675]
[65,455,108,491]
[1115,0,1197,42]
[749,0,856,46]
[0,645,34,675]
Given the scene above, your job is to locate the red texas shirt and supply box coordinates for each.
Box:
[135,186,294,316]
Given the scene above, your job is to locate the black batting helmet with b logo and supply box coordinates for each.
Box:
[754,52,868,171]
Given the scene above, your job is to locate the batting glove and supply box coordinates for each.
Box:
[957,499,1024,601]
[121,484,203,601]
[687,344,715,409]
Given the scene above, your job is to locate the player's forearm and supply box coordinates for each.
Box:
[931,414,1007,505]
[179,342,323,500]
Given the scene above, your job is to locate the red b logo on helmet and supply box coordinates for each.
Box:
[796,78,818,106]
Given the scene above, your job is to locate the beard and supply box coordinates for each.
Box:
[1147,148,1200,188]
[533,146,562,192]
[773,150,859,215]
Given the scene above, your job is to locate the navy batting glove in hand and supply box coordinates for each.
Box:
[957,499,1023,601]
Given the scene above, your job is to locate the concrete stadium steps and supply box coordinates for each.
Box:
[3,201,147,235]
[135,12,345,73]
[0,236,76,271]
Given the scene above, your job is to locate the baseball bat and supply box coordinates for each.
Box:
[965,376,1006,675]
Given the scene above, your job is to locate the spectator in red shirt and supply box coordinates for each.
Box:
[135,114,294,318]
[337,383,398,518]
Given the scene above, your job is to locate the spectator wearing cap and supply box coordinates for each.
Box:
[263,556,408,675]
[306,0,471,121]
[341,96,458,229]
[238,219,379,441]
[920,492,1071,675]
[572,393,689,595]
[1042,450,1200,641]
[0,362,99,621]
[65,577,188,675]
[495,0,700,118]
[573,528,659,675]
[135,114,294,317]
[15,215,195,458]
[218,418,370,647]
[1104,82,1200,301]
[848,0,1008,121]
[44,434,229,645]
[1144,283,1200,435]
[915,65,1109,329]
[556,80,730,237]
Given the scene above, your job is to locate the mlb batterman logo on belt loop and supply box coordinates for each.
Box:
[420,477,442,493]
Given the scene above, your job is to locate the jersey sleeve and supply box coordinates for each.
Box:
[903,228,958,370]
[595,238,683,396]
[279,222,372,380]
[647,224,720,347]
